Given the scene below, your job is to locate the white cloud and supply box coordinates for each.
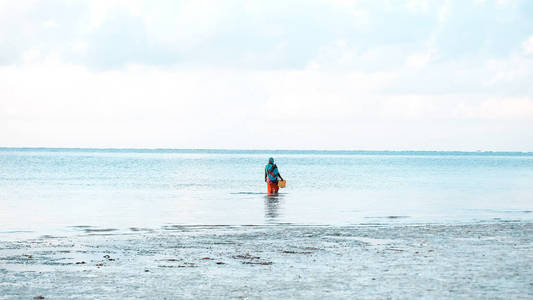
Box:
[438,0,451,23]
[133,1,230,47]
[2,58,532,150]
[495,0,517,8]
[22,49,42,64]
[323,0,369,28]
[327,0,360,8]
[70,40,88,56]
[406,0,430,13]
[485,52,533,88]
[42,19,58,29]
[1,0,532,151]
[455,97,533,119]
[405,51,433,69]
[523,35,533,55]
[379,95,441,119]
[86,0,145,30]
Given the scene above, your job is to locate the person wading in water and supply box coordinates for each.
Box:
[265,157,284,194]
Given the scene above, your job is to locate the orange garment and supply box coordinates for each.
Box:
[267,182,279,194]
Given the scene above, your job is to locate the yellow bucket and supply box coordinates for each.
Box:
[278,180,286,188]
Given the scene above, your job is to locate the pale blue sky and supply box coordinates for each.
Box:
[1,0,532,150]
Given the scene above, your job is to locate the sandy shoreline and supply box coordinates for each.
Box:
[1,222,532,299]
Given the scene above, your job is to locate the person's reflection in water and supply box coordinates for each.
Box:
[264,194,283,223]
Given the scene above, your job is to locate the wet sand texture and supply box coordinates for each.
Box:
[0,222,532,299]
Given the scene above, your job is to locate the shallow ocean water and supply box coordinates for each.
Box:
[0,148,532,236]
[1,148,533,298]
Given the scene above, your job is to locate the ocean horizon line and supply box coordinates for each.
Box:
[1,147,532,156]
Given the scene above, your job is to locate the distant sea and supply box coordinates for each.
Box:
[1,148,532,236]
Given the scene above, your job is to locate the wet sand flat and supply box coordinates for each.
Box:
[1,222,532,299]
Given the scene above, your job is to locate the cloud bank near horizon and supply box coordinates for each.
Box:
[1,0,532,151]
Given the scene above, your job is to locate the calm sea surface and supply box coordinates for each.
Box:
[1,148,532,235]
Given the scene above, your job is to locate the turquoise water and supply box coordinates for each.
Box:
[1,148,532,234]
